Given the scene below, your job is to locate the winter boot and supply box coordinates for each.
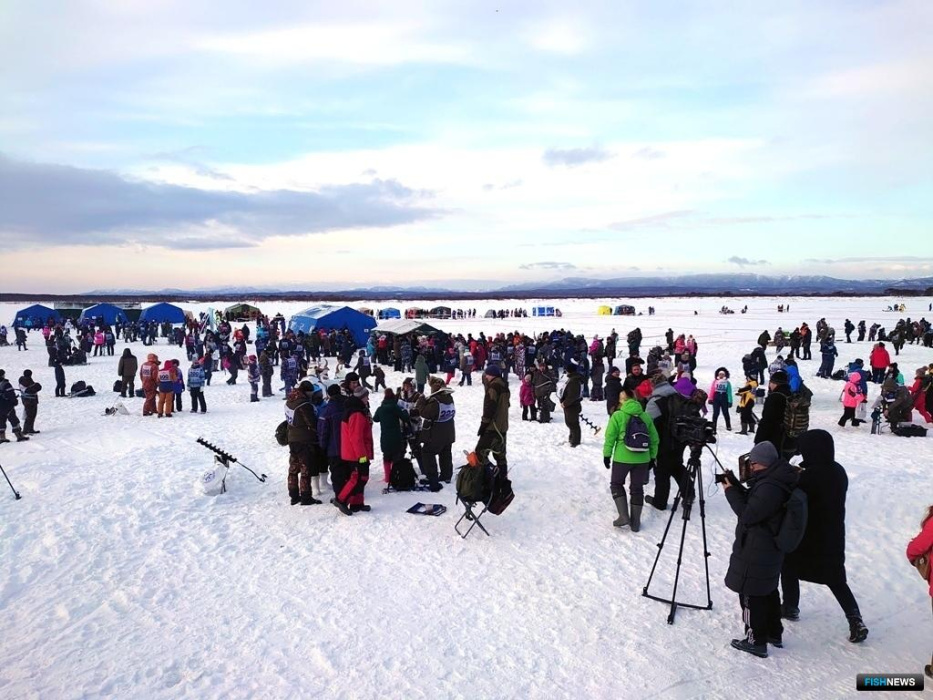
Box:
[738,421,748,436]
[289,489,301,506]
[781,605,800,621]
[14,430,29,442]
[299,493,322,506]
[645,495,667,511]
[331,497,353,516]
[350,503,371,512]
[630,504,643,532]
[0,431,8,444]
[730,636,768,658]
[847,615,868,643]
[612,492,630,527]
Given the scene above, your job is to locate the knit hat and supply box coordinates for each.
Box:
[609,365,621,375]
[769,369,789,384]
[327,384,342,398]
[748,441,779,467]
[23,369,31,377]
[298,380,314,392]
[428,376,446,393]
[485,365,502,377]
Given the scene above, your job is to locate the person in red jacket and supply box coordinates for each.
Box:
[907,504,933,679]
[869,343,891,384]
[332,395,374,515]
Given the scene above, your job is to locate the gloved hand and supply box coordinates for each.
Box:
[603,456,611,469]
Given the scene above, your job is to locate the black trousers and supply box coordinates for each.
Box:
[564,405,581,446]
[189,389,207,412]
[475,430,507,477]
[781,564,860,618]
[421,444,453,484]
[650,446,687,508]
[740,590,783,645]
[22,401,38,432]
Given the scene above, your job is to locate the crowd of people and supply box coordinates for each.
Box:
[3,304,933,670]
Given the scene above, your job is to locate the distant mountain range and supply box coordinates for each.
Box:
[80,274,933,297]
[4,274,930,302]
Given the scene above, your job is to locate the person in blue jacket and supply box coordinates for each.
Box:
[784,356,802,393]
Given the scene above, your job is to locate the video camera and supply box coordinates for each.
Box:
[714,452,753,486]
[672,414,716,446]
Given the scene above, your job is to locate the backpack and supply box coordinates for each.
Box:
[456,461,493,503]
[113,379,123,393]
[389,458,417,491]
[831,369,846,381]
[775,488,809,553]
[487,474,514,515]
[274,420,289,446]
[623,412,651,452]
[783,385,813,439]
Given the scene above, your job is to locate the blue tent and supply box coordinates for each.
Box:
[13,303,61,327]
[139,302,186,324]
[532,306,556,317]
[288,305,377,346]
[378,308,401,320]
[79,303,129,325]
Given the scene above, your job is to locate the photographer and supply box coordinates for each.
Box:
[644,373,700,511]
[723,441,798,658]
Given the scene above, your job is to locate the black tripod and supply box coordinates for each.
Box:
[0,462,22,500]
[642,443,722,624]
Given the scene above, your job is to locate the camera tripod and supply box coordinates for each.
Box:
[642,443,724,624]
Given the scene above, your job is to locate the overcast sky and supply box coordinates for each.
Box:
[1,1,931,292]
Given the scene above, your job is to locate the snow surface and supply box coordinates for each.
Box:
[1,296,932,700]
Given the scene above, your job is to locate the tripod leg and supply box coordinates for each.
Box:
[642,485,683,597]
[0,462,21,500]
[667,507,692,624]
[695,467,713,609]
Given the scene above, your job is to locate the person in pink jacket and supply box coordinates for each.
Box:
[907,505,933,679]
[838,372,865,427]
[520,372,536,421]
[93,330,105,357]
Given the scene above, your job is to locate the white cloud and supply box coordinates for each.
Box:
[194,22,472,66]
[523,17,591,55]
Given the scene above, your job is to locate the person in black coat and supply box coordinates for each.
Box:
[724,440,798,658]
[754,370,790,455]
[780,429,868,643]
[604,365,622,416]
[560,360,583,447]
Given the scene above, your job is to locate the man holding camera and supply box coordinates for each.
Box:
[723,441,798,658]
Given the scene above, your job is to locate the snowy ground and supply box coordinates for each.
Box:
[1,296,932,699]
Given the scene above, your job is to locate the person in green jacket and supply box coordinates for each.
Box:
[373,389,410,484]
[603,387,660,532]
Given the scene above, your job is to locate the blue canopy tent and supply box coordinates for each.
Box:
[139,302,186,324]
[79,303,129,325]
[288,305,377,346]
[13,304,61,328]
[532,306,556,317]
[378,308,401,320]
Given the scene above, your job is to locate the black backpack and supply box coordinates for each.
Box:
[274,420,288,446]
[113,379,123,393]
[389,458,417,491]
[623,412,651,452]
[775,488,809,553]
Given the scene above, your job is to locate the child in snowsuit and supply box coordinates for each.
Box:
[838,372,865,427]
[735,376,759,435]
[708,369,733,433]
[247,355,261,402]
